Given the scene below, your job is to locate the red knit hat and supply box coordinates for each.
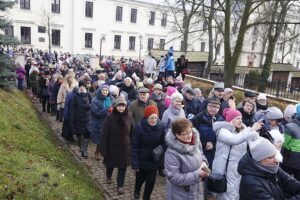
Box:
[222,108,242,122]
[144,105,159,118]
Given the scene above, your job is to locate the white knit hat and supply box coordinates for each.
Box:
[266,107,283,120]
[250,137,278,162]
[257,93,267,100]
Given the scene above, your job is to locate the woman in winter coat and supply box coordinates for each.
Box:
[131,105,166,200]
[57,72,76,122]
[69,81,92,158]
[238,137,300,200]
[90,84,114,161]
[161,92,186,130]
[120,77,137,102]
[212,108,261,200]
[100,97,135,195]
[164,118,210,200]
[237,99,255,127]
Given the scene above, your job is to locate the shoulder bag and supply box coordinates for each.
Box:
[207,146,232,193]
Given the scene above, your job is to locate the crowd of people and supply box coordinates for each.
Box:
[15,47,300,200]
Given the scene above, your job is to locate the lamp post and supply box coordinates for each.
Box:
[139,34,143,60]
[99,34,105,61]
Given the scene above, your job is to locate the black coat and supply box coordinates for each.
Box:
[121,84,137,102]
[99,110,134,168]
[238,107,254,127]
[238,153,300,200]
[69,90,92,135]
[184,97,201,117]
[131,118,166,170]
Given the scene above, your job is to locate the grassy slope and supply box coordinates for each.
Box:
[0,89,103,200]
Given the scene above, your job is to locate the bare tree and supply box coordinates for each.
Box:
[39,6,56,53]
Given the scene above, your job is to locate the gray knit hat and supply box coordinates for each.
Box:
[114,97,127,107]
[266,107,283,120]
[250,137,277,162]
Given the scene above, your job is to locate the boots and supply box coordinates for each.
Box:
[82,138,89,159]
[77,135,83,153]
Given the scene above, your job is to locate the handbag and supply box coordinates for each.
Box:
[207,146,232,193]
[152,145,164,162]
[182,68,190,75]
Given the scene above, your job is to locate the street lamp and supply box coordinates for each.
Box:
[100,34,105,61]
[139,34,143,60]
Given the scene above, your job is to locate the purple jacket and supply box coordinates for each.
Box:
[16,66,26,80]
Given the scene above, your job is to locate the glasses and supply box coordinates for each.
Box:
[180,130,193,136]
[208,104,220,109]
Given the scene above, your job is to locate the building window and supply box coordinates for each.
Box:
[20,0,30,10]
[149,11,155,25]
[297,62,299,68]
[216,43,221,55]
[38,26,46,33]
[116,6,123,22]
[4,26,14,37]
[130,8,137,23]
[85,33,93,48]
[52,29,60,46]
[161,13,167,27]
[85,1,93,18]
[21,26,31,44]
[51,0,60,13]
[232,24,237,35]
[114,35,121,49]
[129,36,135,50]
[201,42,205,52]
[159,39,165,50]
[147,38,154,50]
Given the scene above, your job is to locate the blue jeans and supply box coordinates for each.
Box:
[17,79,24,90]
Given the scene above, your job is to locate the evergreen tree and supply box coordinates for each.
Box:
[0,0,18,90]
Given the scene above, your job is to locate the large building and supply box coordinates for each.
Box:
[4,0,300,74]
[4,0,202,59]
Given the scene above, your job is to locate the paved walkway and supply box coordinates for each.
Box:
[32,100,166,200]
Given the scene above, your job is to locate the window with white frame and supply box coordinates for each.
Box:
[21,26,31,44]
[114,35,121,49]
[129,36,136,50]
[116,6,123,22]
[131,8,137,23]
[147,38,154,50]
[52,29,61,46]
[5,26,14,37]
[149,11,155,25]
[161,13,167,27]
[51,0,60,13]
[85,33,93,48]
[20,0,30,10]
[85,1,93,18]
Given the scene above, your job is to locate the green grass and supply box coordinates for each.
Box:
[0,89,103,200]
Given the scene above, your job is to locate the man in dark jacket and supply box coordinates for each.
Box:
[200,82,229,116]
[238,137,300,200]
[183,88,201,118]
[70,80,92,158]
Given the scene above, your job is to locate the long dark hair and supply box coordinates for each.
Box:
[112,106,129,127]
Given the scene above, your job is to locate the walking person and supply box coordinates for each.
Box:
[164,118,210,200]
[90,84,114,161]
[100,97,135,195]
[69,81,92,158]
[131,105,166,200]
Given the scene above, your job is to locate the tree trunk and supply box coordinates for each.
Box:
[223,0,232,85]
[204,0,214,79]
[224,0,252,87]
[47,17,51,53]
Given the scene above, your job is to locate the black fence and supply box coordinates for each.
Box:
[209,72,300,101]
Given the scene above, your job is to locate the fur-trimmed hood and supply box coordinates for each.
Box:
[165,128,200,155]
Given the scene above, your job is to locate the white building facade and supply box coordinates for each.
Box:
[5,0,203,59]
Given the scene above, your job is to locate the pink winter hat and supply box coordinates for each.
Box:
[222,108,242,122]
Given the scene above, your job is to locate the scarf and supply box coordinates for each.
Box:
[103,97,112,109]
[176,134,195,145]
[256,163,279,174]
